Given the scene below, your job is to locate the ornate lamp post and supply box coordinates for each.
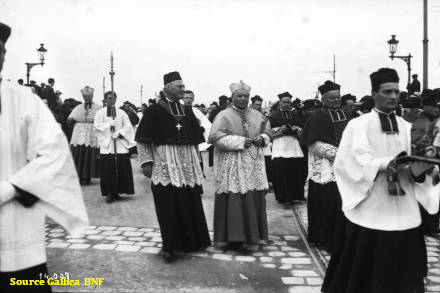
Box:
[387,35,412,89]
[25,43,47,84]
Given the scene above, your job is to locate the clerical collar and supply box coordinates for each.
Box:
[374,108,399,134]
[327,108,347,123]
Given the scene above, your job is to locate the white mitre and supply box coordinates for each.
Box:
[229,80,251,94]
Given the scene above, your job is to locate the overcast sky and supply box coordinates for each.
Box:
[1,0,440,107]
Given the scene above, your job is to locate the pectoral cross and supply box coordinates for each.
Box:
[176,123,182,131]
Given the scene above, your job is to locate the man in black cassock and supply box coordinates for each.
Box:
[300,81,348,251]
[270,92,306,204]
[135,71,210,262]
[94,91,135,203]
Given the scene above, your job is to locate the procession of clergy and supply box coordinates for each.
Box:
[1,21,440,293]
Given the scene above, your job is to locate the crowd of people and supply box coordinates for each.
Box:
[2,21,440,293]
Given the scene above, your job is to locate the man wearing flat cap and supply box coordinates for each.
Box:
[270,91,305,204]
[0,22,88,292]
[322,68,439,293]
[135,71,210,262]
[209,80,272,250]
[300,80,347,251]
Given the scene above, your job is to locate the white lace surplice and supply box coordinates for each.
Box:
[213,135,269,195]
[138,143,204,188]
[70,123,98,147]
[69,103,101,147]
[307,141,338,184]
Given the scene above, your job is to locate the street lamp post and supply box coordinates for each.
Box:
[387,35,412,89]
[25,43,47,84]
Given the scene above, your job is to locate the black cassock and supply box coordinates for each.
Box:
[300,107,347,251]
[269,110,307,203]
[135,100,211,252]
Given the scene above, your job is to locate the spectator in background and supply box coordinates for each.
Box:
[206,102,218,118]
[55,90,63,104]
[41,78,58,110]
[17,78,23,85]
[359,95,375,114]
[122,101,140,127]
[141,103,148,116]
[251,95,263,112]
[121,101,140,156]
[29,80,41,97]
[407,74,421,95]
[198,103,207,114]
[148,98,157,107]
[57,98,82,141]
[341,94,358,119]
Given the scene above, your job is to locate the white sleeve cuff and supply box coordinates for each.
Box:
[378,157,395,171]
[0,181,16,205]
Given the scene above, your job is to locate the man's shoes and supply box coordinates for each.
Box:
[106,194,121,203]
[223,242,245,251]
[160,250,176,263]
[105,195,114,203]
[242,244,259,251]
[80,179,91,185]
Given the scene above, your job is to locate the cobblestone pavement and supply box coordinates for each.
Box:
[44,155,324,292]
[293,202,440,293]
[45,211,323,292]
[44,151,440,293]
